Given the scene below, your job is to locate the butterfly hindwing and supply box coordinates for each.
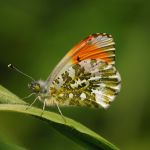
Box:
[50,59,121,108]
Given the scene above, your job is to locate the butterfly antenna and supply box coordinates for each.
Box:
[8,64,35,81]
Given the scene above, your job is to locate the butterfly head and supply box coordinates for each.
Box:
[28,80,48,94]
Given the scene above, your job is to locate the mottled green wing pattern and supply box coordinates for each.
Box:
[50,59,121,108]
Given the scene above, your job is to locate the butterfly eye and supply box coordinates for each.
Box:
[34,84,40,92]
[28,82,41,93]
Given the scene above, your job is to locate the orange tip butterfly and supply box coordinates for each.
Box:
[9,33,121,118]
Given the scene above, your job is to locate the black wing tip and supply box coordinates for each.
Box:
[90,33,113,38]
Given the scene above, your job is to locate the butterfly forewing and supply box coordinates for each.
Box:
[48,33,116,85]
[47,33,121,108]
[50,59,121,108]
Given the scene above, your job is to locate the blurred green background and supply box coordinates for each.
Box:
[0,0,150,149]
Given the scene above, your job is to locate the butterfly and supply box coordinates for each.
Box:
[27,33,121,111]
[9,33,121,118]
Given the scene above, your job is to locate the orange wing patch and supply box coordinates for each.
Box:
[68,33,115,65]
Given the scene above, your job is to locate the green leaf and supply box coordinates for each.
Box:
[0,139,25,150]
[0,85,26,105]
[0,85,119,150]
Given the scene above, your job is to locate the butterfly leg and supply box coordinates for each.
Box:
[22,93,35,100]
[25,96,39,110]
[40,99,46,116]
[55,103,66,123]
